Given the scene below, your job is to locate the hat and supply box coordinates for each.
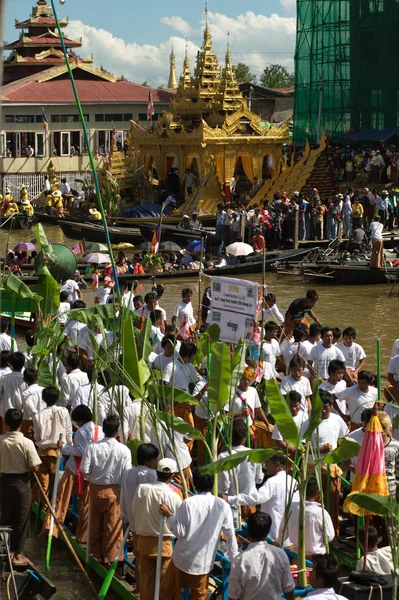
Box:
[21,199,30,205]
[192,211,198,215]
[294,191,300,196]
[376,150,380,153]
[52,190,62,198]
[5,187,11,194]
[281,193,287,199]
[157,458,178,474]
[381,190,388,195]
[364,187,369,193]
[336,193,344,199]
[89,208,101,215]
[104,276,112,283]
[183,214,189,219]
[74,270,80,276]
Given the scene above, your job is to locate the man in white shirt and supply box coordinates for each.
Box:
[60,278,82,303]
[152,337,179,372]
[308,326,346,379]
[262,321,282,369]
[272,391,309,453]
[32,385,73,499]
[301,323,322,359]
[336,327,366,380]
[280,356,312,414]
[132,458,182,600]
[387,352,399,402]
[263,293,284,325]
[307,553,347,600]
[63,300,87,354]
[80,415,131,565]
[41,405,103,543]
[21,367,44,439]
[226,454,298,541]
[229,511,295,600]
[0,352,26,433]
[0,351,12,383]
[333,370,377,427]
[60,353,89,409]
[173,288,196,334]
[53,291,71,325]
[161,469,237,600]
[143,292,167,322]
[283,476,335,557]
[225,367,271,434]
[356,525,395,575]
[0,318,17,352]
[77,324,115,363]
[156,420,193,489]
[319,360,347,417]
[282,324,309,375]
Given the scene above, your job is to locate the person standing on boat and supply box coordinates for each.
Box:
[370,215,384,269]
[0,318,15,352]
[173,287,196,339]
[283,289,320,338]
[60,277,82,303]
[160,469,238,600]
[0,408,41,566]
[80,415,131,567]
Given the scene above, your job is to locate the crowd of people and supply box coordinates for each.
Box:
[0,280,398,599]
[332,145,399,185]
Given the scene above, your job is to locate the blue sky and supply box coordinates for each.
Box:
[6,0,296,86]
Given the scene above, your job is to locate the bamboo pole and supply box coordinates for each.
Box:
[154,516,165,600]
[377,338,381,402]
[49,0,120,297]
[45,434,63,573]
[98,527,130,600]
[33,472,98,598]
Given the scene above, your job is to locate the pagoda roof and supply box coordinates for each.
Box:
[4,48,92,67]
[5,30,81,50]
[15,16,68,28]
[1,63,174,105]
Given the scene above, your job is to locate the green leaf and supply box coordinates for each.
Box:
[348,493,398,518]
[193,324,221,366]
[200,448,276,474]
[31,266,60,315]
[323,437,361,465]
[4,273,42,302]
[35,223,54,259]
[122,318,149,398]
[152,384,201,406]
[67,304,138,328]
[137,317,152,362]
[304,378,322,441]
[126,438,144,467]
[37,359,53,387]
[229,339,246,401]
[265,379,304,449]
[155,411,205,441]
[209,342,232,412]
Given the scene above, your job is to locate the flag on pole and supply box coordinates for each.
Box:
[42,107,49,139]
[147,89,154,120]
[151,219,161,254]
[71,239,86,255]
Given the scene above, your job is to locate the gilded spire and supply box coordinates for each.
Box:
[167,46,178,89]
[219,31,244,112]
[180,41,192,89]
[203,3,211,50]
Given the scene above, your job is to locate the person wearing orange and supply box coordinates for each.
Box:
[251,228,265,252]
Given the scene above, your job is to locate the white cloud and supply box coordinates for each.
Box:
[160,16,192,35]
[280,0,297,15]
[66,8,296,87]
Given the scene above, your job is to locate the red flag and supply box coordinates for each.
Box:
[147,89,154,120]
[151,220,161,254]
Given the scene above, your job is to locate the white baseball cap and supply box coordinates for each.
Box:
[157,458,178,474]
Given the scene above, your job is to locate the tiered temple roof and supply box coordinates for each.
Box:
[4,0,92,84]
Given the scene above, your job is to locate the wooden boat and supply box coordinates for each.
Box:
[281,260,399,285]
[0,213,36,230]
[4,559,56,599]
[58,220,144,245]
[1,311,35,328]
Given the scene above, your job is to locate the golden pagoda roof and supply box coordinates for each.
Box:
[167,48,178,90]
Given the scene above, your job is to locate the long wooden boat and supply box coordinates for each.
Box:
[57,220,144,244]
[283,260,399,285]
[0,213,36,230]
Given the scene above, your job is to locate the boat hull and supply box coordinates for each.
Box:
[58,220,144,245]
[295,262,398,285]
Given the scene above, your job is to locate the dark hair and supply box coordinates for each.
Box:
[361,408,373,423]
[306,476,319,499]
[118,277,128,289]
[157,470,174,483]
[23,367,38,385]
[0,318,10,333]
[10,352,25,371]
[155,284,164,299]
[5,408,23,431]
[265,321,279,333]
[289,355,306,370]
[232,418,249,446]
[134,295,144,304]
[137,443,159,465]
[25,329,35,348]
[98,369,111,387]
[343,326,356,339]
[358,370,373,384]
[268,453,286,466]
[180,341,196,359]
[311,553,340,587]
[71,405,93,424]
[332,327,341,341]
[265,293,276,304]
[42,385,59,406]
[103,415,120,437]
[0,350,12,368]
[309,323,322,337]
[192,469,214,493]
[319,390,333,405]
[327,360,345,374]
[67,352,80,370]
[306,289,319,300]
[359,525,379,548]
[182,288,193,298]
[293,325,308,342]
[161,335,176,349]
[321,326,333,337]
[144,292,157,303]
[150,310,163,324]
[247,511,272,541]
[287,390,302,405]
[60,290,69,302]
[72,300,86,309]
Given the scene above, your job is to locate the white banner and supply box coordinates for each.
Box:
[210,276,259,343]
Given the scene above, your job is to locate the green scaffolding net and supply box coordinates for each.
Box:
[293,0,399,144]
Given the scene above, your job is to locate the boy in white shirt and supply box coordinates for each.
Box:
[261,321,282,370]
[272,391,309,454]
[0,352,26,433]
[282,324,309,375]
[308,326,346,380]
[53,290,70,325]
[280,356,312,414]
[336,326,366,381]
[0,350,12,382]
[301,323,322,357]
[0,318,17,352]
[94,276,113,305]
[307,553,347,600]
[149,310,164,345]
[319,359,347,416]
[356,525,395,575]
[21,367,44,439]
[60,352,89,409]
[333,370,377,427]
[173,287,196,330]
[263,292,284,325]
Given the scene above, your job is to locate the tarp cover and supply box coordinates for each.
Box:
[121,203,174,218]
[344,126,399,142]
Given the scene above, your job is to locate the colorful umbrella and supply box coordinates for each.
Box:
[186,240,203,252]
[85,242,108,252]
[344,407,389,516]
[84,253,111,264]
[14,242,36,253]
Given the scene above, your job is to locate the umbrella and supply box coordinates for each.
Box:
[84,252,111,264]
[137,241,153,250]
[186,240,203,252]
[86,242,108,252]
[14,242,36,253]
[225,242,254,257]
[112,242,135,251]
[159,241,181,251]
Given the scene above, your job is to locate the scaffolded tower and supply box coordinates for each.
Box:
[293,0,399,144]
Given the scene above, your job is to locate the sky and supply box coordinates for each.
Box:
[5,0,297,87]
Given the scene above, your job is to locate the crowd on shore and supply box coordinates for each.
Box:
[0,281,398,599]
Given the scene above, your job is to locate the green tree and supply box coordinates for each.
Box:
[233,62,257,84]
[141,81,148,87]
[259,64,294,89]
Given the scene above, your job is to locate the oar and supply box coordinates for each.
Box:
[33,472,98,598]
[97,527,130,600]
[154,516,165,600]
[45,434,63,574]
[85,494,91,572]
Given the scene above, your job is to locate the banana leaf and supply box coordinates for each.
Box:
[137,317,152,362]
[193,324,221,366]
[67,304,138,328]
[35,223,54,260]
[150,383,201,406]
[322,437,360,465]
[208,342,232,412]
[31,266,60,315]
[122,317,150,398]
[4,272,42,302]
[265,379,303,449]
[126,438,144,467]
[303,378,322,441]
[229,339,246,402]
[200,448,277,474]
[348,493,399,519]
[155,411,205,441]
[37,360,53,387]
